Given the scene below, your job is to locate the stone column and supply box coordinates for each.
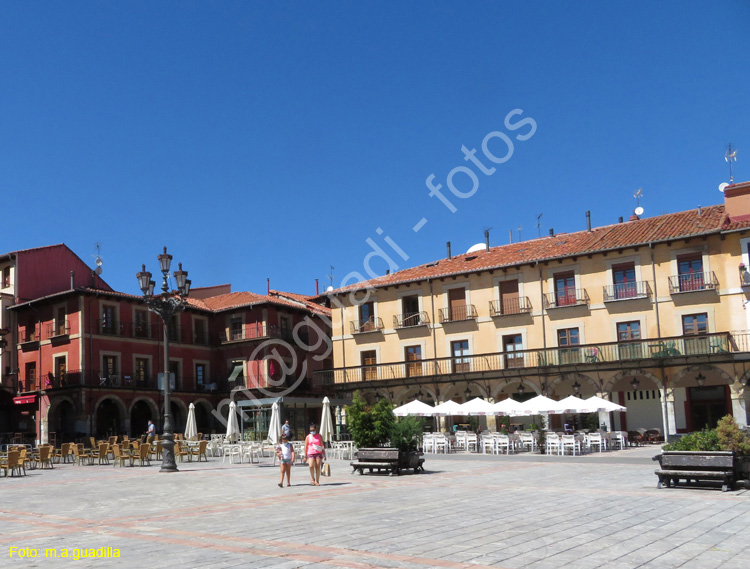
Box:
[595,391,611,431]
[486,397,497,432]
[664,387,677,436]
[731,381,748,428]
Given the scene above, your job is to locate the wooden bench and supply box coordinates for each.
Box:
[653,451,736,492]
[350,448,424,476]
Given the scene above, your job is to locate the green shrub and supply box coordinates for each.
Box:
[663,427,720,451]
[716,415,750,454]
[346,391,420,450]
[390,416,423,452]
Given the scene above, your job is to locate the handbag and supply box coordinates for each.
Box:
[321,462,331,477]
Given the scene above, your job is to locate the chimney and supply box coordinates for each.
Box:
[509,229,513,244]
[484,229,490,252]
[629,214,639,221]
[724,181,750,222]
[315,279,319,296]
[618,216,624,223]
[70,271,75,290]
[586,210,591,231]
[549,228,554,236]
[267,277,270,295]
[446,241,452,259]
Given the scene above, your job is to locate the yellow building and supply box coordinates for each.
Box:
[318,182,750,436]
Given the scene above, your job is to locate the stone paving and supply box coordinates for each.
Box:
[2,445,749,568]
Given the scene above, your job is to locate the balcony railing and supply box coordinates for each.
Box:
[98,319,123,336]
[19,327,38,343]
[221,322,270,343]
[350,317,385,334]
[602,281,652,302]
[438,304,478,323]
[46,321,70,337]
[489,297,532,316]
[394,311,430,328]
[543,289,590,309]
[314,330,741,385]
[669,272,719,294]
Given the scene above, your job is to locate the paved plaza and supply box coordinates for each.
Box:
[2,446,750,569]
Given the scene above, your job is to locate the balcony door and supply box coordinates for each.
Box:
[677,253,704,292]
[617,321,642,359]
[448,288,466,320]
[361,350,377,381]
[451,340,471,373]
[503,334,524,368]
[554,272,576,306]
[612,263,637,299]
[682,313,709,355]
[557,328,580,364]
[359,301,375,331]
[499,280,519,315]
[401,295,420,326]
[405,345,422,377]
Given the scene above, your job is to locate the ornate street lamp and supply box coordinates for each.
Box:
[517,383,525,395]
[572,381,581,395]
[136,247,191,473]
[696,373,706,387]
[631,377,640,390]
[416,389,424,401]
[464,387,471,400]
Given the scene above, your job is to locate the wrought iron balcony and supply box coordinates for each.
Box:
[19,327,38,343]
[314,330,742,386]
[489,297,532,316]
[543,289,590,309]
[46,321,70,337]
[220,322,270,343]
[394,311,430,328]
[668,272,719,294]
[438,304,478,323]
[350,317,385,334]
[98,319,124,336]
[602,281,652,302]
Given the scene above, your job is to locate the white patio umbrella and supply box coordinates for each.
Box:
[319,396,334,444]
[431,400,464,416]
[267,401,282,444]
[515,395,568,416]
[185,402,198,440]
[458,397,497,416]
[557,395,597,414]
[584,396,627,413]
[393,400,435,417]
[492,397,524,416]
[225,400,241,442]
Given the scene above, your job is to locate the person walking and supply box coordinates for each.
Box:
[304,422,326,486]
[276,435,295,487]
[281,420,291,440]
[146,420,156,444]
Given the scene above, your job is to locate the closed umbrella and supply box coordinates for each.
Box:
[267,401,282,444]
[225,400,241,442]
[185,402,198,440]
[393,400,435,417]
[319,396,333,444]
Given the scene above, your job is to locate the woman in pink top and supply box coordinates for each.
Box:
[304,422,326,486]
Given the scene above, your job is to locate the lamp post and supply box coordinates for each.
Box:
[136,247,191,473]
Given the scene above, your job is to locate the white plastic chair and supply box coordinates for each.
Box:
[494,434,511,455]
[546,433,561,455]
[561,435,581,455]
[587,433,604,453]
[519,433,537,452]
[465,433,478,453]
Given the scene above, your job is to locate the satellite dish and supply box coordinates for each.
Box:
[326,285,334,292]
[719,182,729,193]
[466,243,486,254]
[634,206,644,216]
[95,266,103,275]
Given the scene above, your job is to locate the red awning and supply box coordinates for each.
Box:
[13,395,37,405]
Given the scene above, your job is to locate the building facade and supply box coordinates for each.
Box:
[318,182,750,436]
[1,246,331,445]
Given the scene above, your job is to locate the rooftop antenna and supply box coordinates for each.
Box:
[517,225,522,242]
[93,242,103,275]
[328,265,335,289]
[633,189,644,217]
[726,144,738,183]
[536,214,543,238]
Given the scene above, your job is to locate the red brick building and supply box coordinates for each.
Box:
[1,245,331,445]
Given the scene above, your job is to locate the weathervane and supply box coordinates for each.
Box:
[725,144,737,184]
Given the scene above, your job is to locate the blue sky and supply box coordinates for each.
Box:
[1,2,748,297]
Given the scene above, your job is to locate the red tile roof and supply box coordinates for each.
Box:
[332,204,750,294]
[187,290,331,318]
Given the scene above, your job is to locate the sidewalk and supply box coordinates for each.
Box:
[2,446,749,568]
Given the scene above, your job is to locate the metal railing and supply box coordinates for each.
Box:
[221,322,270,343]
[602,281,652,302]
[438,304,478,323]
[668,272,719,294]
[97,319,123,336]
[350,317,385,334]
[394,311,430,328]
[46,321,70,337]
[489,297,532,316]
[543,289,590,309]
[314,330,743,385]
[19,327,38,342]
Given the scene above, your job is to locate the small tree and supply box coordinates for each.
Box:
[716,415,750,454]
[346,391,395,448]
